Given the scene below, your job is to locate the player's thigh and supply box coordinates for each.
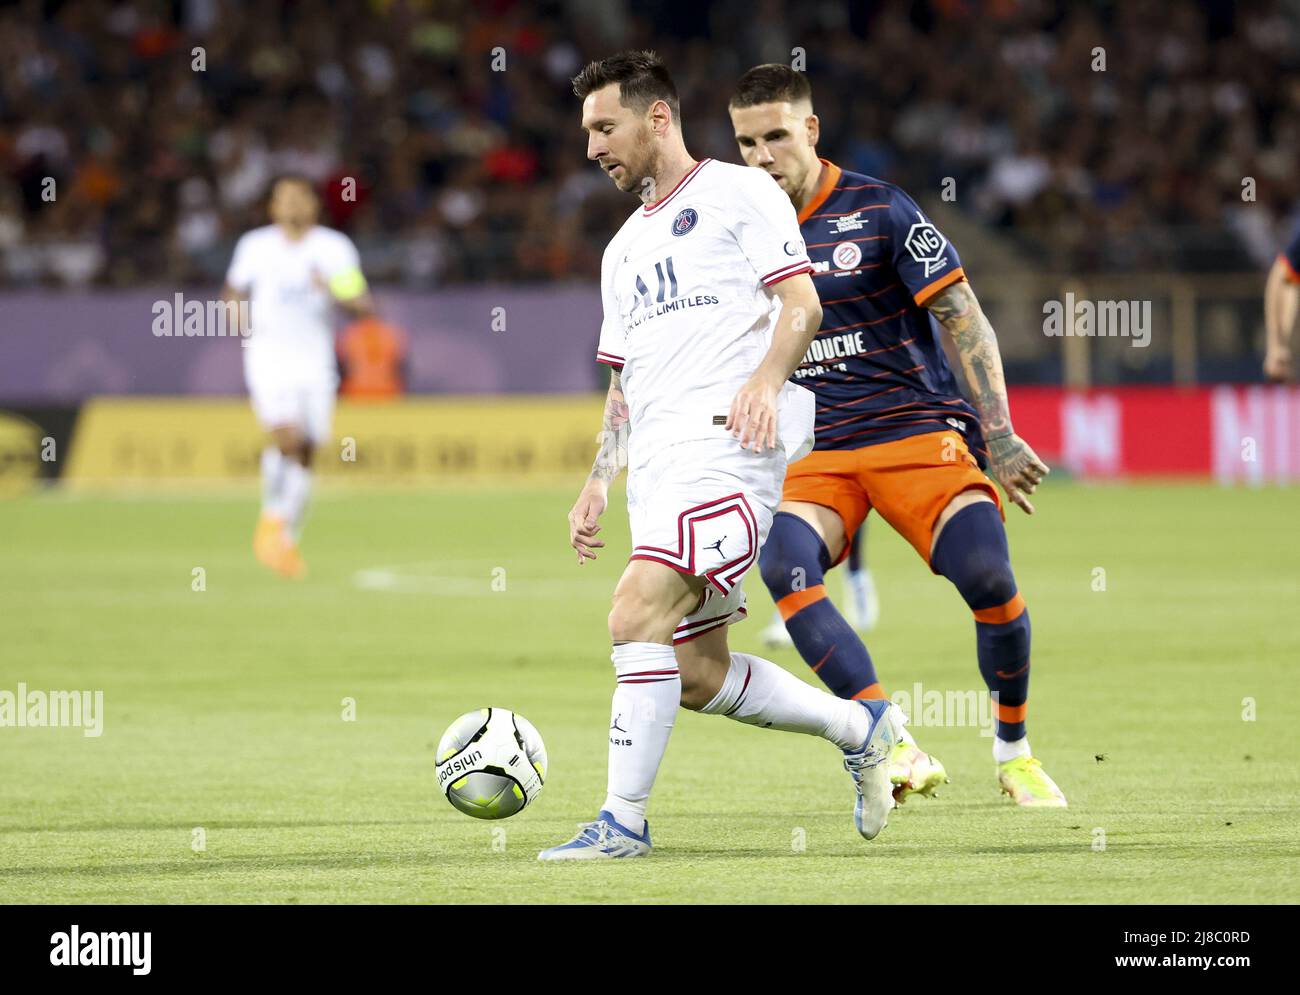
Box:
[249,382,298,437]
[862,431,1001,567]
[301,382,335,446]
[779,449,868,567]
[675,625,732,710]
[931,489,997,557]
[777,500,849,564]
[608,557,706,645]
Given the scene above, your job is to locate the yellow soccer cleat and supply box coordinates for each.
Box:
[889,742,949,804]
[997,756,1067,807]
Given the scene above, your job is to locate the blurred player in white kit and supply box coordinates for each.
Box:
[222,176,372,578]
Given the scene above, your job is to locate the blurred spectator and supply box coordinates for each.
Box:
[338,315,408,399]
[1,0,1299,287]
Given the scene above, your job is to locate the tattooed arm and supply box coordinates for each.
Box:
[568,367,629,563]
[589,367,630,485]
[927,280,1049,514]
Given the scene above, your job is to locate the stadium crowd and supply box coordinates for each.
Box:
[1,0,1298,287]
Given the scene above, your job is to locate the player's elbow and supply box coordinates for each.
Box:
[808,298,823,331]
[793,292,822,339]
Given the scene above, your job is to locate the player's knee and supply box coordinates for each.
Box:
[607,590,665,643]
[678,668,711,710]
[759,512,830,598]
[273,431,304,459]
[962,560,1018,612]
[931,503,1019,611]
[675,642,727,711]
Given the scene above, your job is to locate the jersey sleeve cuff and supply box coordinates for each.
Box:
[913,267,966,306]
[596,351,625,369]
[761,261,813,286]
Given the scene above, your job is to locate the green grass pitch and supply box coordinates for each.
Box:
[1,481,1296,903]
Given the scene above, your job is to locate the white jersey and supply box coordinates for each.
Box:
[596,158,815,467]
[225,224,361,383]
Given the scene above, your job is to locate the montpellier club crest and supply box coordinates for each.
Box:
[672,207,698,236]
[833,241,863,270]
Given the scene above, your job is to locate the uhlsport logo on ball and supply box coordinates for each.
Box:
[435,707,547,820]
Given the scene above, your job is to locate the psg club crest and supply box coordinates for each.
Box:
[671,207,698,236]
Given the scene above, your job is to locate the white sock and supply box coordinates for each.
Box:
[699,652,868,751]
[260,447,287,516]
[994,735,1031,764]
[279,460,313,539]
[601,641,680,835]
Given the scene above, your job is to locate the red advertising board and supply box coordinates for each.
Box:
[1008,386,1300,482]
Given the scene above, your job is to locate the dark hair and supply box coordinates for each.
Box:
[269,174,318,198]
[572,50,681,124]
[729,63,813,109]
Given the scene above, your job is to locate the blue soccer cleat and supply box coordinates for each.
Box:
[843,698,904,840]
[537,810,652,861]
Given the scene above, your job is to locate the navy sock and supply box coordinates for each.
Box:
[758,512,884,700]
[846,522,865,573]
[930,501,1031,742]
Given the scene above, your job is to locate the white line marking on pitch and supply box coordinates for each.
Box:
[352,561,609,598]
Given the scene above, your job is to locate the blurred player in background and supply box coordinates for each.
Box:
[760,521,878,644]
[730,65,1066,807]
[541,51,906,860]
[1263,222,1298,382]
[222,176,373,579]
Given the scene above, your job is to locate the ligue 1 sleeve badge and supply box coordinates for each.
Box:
[671,207,698,236]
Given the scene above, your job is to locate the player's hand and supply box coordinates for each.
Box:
[727,374,781,453]
[986,432,1049,515]
[1264,346,1292,382]
[568,482,608,565]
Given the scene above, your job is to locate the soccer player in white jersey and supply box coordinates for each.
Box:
[538,51,905,861]
[222,176,372,578]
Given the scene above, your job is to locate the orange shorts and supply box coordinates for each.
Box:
[782,430,1002,569]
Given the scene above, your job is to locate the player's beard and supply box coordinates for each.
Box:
[618,127,659,198]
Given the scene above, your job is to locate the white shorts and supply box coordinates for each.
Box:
[626,437,785,645]
[246,376,336,444]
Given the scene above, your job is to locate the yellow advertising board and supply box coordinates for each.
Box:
[64,396,607,486]
[0,411,44,495]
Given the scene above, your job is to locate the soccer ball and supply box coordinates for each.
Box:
[435,708,547,820]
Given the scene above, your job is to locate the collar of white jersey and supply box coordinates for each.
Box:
[641,158,713,217]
